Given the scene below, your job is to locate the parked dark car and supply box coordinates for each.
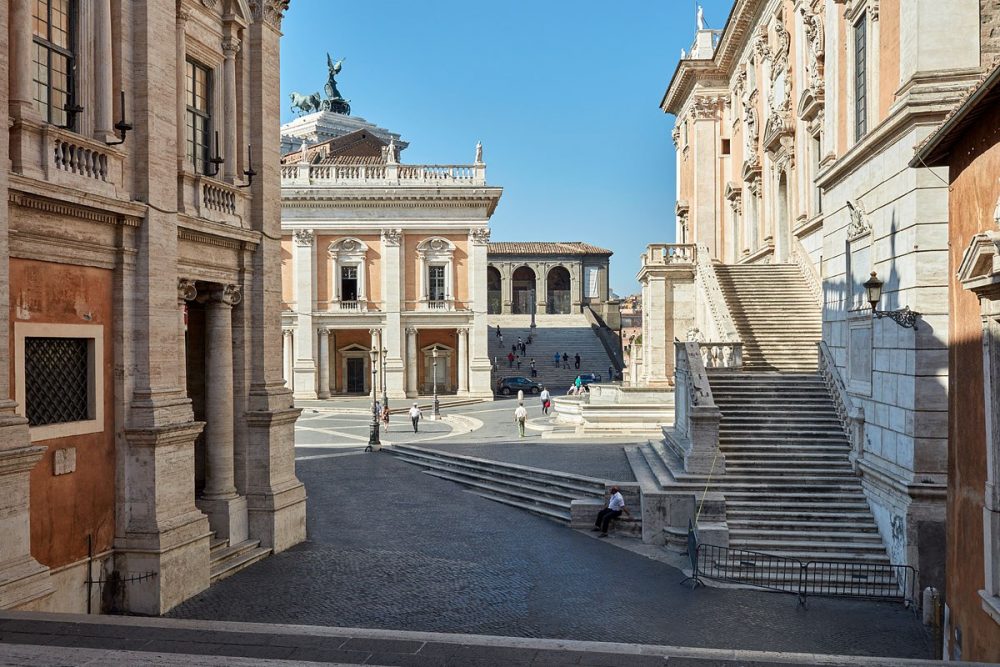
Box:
[577,372,602,386]
[496,376,541,396]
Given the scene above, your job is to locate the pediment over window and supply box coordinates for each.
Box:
[958,232,1000,296]
[328,238,369,259]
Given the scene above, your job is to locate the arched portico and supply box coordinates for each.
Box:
[487,265,502,314]
[511,266,536,314]
[546,266,571,314]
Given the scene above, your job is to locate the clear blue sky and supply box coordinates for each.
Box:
[280,0,735,296]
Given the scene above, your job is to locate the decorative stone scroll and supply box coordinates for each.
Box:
[691,96,725,120]
[248,0,290,29]
[293,229,314,246]
[178,278,198,302]
[381,228,402,247]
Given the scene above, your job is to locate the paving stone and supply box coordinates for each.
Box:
[168,449,934,660]
[577,652,666,666]
[340,637,424,653]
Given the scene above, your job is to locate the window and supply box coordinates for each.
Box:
[811,134,823,214]
[24,338,89,426]
[721,138,731,155]
[15,323,104,442]
[186,59,213,174]
[340,266,358,302]
[428,265,446,301]
[854,13,868,141]
[32,0,76,127]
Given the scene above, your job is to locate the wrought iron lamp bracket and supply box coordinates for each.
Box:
[873,306,920,330]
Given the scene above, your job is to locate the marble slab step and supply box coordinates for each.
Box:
[623,446,660,493]
[418,466,598,505]
[210,540,270,583]
[730,529,886,544]
[465,489,571,523]
[729,540,890,557]
[728,519,880,532]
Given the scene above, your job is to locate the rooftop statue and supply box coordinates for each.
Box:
[697,5,705,30]
[289,53,352,116]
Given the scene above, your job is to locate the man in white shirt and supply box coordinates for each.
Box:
[513,402,528,438]
[539,387,551,415]
[593,486,629,537]
[408,403,422,433]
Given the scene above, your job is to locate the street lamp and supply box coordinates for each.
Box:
[380,346,388,410]
[366,347,380,451]
[863,271,920,329]
[432,347,441,420]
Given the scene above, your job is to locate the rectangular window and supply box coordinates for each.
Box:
[32,0,76,127]
[811,134,823,214]
[721,138,731,155]
[340,266,358,301]
[24,337,89,426]
[186,59,213,174]
[854,14,868,141]
[428,265,446,301]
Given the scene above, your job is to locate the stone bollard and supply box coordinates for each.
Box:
[517,389,524,402]
[922,587,940,627]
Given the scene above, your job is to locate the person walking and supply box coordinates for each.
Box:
[593,486,630,537]
[408,403,422,433]
[530,358,537,377]
[540,386,551,415]
[574,353,581,370]
[553,352,560,367]
[511,344,517,355]
[514,401,528,438]
[608,365,614,382]
[496,326,502,340]
[562,352,569,369]
[517,336,522,348]
[508,351,515,368]
[516,357,522,370]
[381,404,391,432]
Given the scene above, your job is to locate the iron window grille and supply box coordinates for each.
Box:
[24,337,90,426]
[32,0,77,128]
[186,59,213,174]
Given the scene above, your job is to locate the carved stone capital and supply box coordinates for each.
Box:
[470,227,491,245]
[249,0,290,29]
[222,37,242,56]
[381,228,402,247]
[178,278,198,302]
[317,327,330,336]
[293,229,314,246]
[205,284,242,307]
[405,327,419,336]
[177,7,191,24]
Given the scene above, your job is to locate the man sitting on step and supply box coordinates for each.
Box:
[593,486,629,538]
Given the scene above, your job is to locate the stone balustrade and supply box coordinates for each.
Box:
[699,342,743,369]
[281,162,486,187]
[818,340,865,468]
[41,125,125,198]
[641,243,697,267]
[178,172,246,227]
[202,180,238,216]
[694,243,740,342]
[668,341,725,475]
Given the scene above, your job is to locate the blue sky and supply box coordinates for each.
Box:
[280,0,735,296]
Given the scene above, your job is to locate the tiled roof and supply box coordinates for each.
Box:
[487,242,613,256]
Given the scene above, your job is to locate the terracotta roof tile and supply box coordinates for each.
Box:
[487,242,613,256]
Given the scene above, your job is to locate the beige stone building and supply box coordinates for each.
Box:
[280,111,502,401]
[646,0,996,587]
[0,0,304,615]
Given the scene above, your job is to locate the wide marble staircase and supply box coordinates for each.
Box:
[714,264,821,372]
[488,314,618,392]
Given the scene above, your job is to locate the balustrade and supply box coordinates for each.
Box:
[53,137,109,181]
[202,181,237,215]
[699,342,743,369]
[642,243,697,267]
[669,341,725,475]
[281,162,485,187]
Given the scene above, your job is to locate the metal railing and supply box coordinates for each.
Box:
[685,532,919,608]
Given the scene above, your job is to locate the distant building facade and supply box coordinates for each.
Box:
[280,111,501,400]
[0,0,304,615]
[620,294,642,378]
[486,242,620,328]
[915,62,1000,663]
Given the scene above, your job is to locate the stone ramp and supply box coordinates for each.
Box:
[0,611,965,667]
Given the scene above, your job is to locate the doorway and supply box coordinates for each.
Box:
[346,357,365,393]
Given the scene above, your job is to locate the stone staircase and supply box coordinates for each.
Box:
[714,264,820,372]
[390,444,641,535]
[209,534,270,583]
[487,314,617,392]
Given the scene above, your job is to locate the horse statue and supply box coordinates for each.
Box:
[322,54,351,115]
[289,91,321,115]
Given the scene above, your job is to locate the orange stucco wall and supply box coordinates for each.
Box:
[316,234,383,307]
[878,0,900,121]
[280,240,293,308]
[331,329,372,393]
[402,234,469,306]
[8,258,116,569]
[416,329,459,391]
[943,95,1000,664]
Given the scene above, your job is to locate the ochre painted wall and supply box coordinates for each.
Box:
[8,258,116,569]
[944,95,1000,663]
[878,0,900,122]
[331,329,372,393]
[315,234,383,307]
[280,239,293,308]
[416,329,458,392]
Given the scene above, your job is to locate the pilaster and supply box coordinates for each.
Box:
[467,228,493,398]
[317,328,331,399]
[292,229,317,399]
[381,229,406,399]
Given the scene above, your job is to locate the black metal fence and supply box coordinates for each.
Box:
[685,527,919,608]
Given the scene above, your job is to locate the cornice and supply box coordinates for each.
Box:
[177,215,262,250]
[9,189,142,227]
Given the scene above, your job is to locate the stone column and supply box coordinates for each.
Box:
[93,0,114,139]
[222,37,240,182]
[8,0,35,118]
[501,263,513,315]
[534,264,545,315]
[176,9,189,169]
[381,229,406,399]
[457,327,469,395]
[570,263,582,312]
[406,327,418,397]
[282,328,293,388]
[292,229,317,398]
[177,279,197,393]
[197,285,248,545]
[317,328,330,399]
[467,228,493,397]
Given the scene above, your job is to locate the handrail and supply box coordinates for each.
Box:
[818,340,866,466]
[694,244,739,342]
[790,235,823,307]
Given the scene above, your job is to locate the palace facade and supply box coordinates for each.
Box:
[280,112,502,401]
[655,0,994,590]
[0,0,304,615]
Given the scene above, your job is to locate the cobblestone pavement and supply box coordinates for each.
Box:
[169,451,934,659]
[419,440,636,481]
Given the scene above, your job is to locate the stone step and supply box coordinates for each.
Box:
[730,538,889,555]
[422,470,576,515]
[729,519,880,532]
[465,489,571,522]
[724,466,855,477]
[210,539,270,583]
[723,491,868,502]
[730,529,885,544]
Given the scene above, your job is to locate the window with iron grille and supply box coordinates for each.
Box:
[186,59,213,174]
[428,265,446,301]
[854,13,868,141]
[32,0,76,128]
[24,337,89,426]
